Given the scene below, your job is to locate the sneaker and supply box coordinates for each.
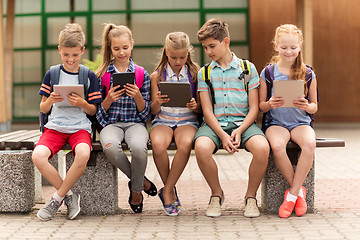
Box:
[206,193,224,217]
[64,193,81,220]
[37,197,62,221]
[295,186,307,217]
[244,197,260,218]
[279,189,295,218]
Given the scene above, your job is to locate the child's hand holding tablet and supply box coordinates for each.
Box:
[273,80,304,108]
[112,72,135,96]
[159,82,192,107]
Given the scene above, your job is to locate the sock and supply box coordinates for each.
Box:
[286,191,297,203]
[66,190,73,196]
[298,188,304,198]
[53,192,64,203]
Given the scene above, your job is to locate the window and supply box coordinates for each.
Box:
[6,0,249,121]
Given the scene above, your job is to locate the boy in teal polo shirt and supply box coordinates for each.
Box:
[194,19,270,218]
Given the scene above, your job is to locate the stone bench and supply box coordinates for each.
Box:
[0,130,345,215]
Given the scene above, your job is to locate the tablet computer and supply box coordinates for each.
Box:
[273,80,304,108]
[53,85,84,107]
[159,82,192,107]
[113,72,135,92]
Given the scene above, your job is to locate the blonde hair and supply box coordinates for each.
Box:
[197,18,230,42]
[153,32,199,83]
[271,24,307,93]
[95,23,133,78]
[58,23,85,48]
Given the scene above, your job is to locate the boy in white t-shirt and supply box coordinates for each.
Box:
[32,23,101,221]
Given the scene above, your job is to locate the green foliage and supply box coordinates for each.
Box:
[82,54,103,72]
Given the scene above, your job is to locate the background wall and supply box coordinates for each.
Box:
[250,0,360,122]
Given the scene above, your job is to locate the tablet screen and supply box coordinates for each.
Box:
[53,85,84,107]
[273,80,304,108]
[113,72,135,92]
[159,82,192,107]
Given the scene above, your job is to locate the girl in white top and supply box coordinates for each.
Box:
[150,32,201,216]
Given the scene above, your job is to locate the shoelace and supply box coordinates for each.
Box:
[46,199,61,213]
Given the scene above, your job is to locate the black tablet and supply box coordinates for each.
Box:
[159,82,192,107]
[112,72,135,92]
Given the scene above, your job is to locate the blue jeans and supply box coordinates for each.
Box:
[99,122,149,192]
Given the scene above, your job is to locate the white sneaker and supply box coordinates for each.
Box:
[244,197,260,218]
[206,193,224,217]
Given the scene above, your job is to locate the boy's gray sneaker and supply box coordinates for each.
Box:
[37,197,62,221]
[64,193,81,220]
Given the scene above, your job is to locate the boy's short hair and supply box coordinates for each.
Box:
[58,23,85,48]
[197,18,230,42]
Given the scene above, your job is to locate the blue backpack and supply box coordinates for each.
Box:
[261,64,318,131]
[39,64,91,133]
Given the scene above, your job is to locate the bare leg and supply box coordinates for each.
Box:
[56,143,90,197]
[266,126,294,187]
[32,145,63,189]
[244,135,270,198]
[32,143,90,197]
[194,136,223,197]
[289,125,316,195]
[162,125,196,205]
[150,125,174,185]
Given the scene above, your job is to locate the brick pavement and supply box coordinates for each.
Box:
[1,123,360,239]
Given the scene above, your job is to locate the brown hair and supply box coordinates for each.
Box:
[270,24,308,94]
[58,23,85,48]
[95,23,133,78]
[197,18,230,42]
[153,32,199,84]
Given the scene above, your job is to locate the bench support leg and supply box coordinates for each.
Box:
[66,151,118,215]
[0,150,35,212]
[261,148,315,214]
[34,166,42,203]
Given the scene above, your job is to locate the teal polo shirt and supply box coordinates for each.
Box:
[197,53,260,127]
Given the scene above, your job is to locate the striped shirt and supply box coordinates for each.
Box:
[96,59,151,127]
[197,53,259,127]
[152,64,198,128]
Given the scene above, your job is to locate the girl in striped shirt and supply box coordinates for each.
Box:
[150,32,201,216]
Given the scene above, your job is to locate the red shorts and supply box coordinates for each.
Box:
[36,128,92,159]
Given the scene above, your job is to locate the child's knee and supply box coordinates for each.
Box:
[301,140,316,155]
[251,139,270,160]
[32,146,50,166]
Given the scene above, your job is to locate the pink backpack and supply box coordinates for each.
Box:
[101,64,145,97]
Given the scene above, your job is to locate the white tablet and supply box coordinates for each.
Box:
[159,82,192,107]
[53,85,84,107]
[273,80,304,108]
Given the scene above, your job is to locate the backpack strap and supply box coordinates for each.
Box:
[187,70,197,99]
[49,64,61,90]
[134,64,144,89]
[102,71,111,97]
[78,64,90,100]
[201,63,215,105]
[264,64,274,101]
[239,59,251,93]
